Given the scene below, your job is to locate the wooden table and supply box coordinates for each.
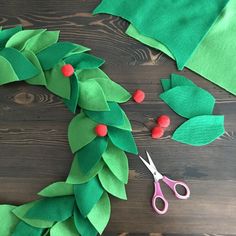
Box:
[0,1,235,235]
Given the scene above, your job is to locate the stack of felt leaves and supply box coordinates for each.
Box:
[160,74,225,146]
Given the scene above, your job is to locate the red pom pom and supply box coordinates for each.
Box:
[157,115,170,128]
[61,64,74,77]
[133,89,145,103]
[151,126,164,139]
[95,124,108,137]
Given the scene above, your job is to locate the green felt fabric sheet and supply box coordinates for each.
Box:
[74,177,104,217]
[172,115,225,146]
[94,0,229,70]
[0,25,22,48]
[12,221,44,236]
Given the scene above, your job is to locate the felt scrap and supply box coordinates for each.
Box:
[26,196,75,222]
[160,78,171,92]
[38,182,73,197]
[12,221,44,236]
[87,192,111,235]
[94,0,229,70]
[68,112,97,153]
[98,165,127,200]
[172,115,225,146]
[74,177,104,217]
[102,141,129,184]
[76,68,109,82]
[171,74,196,88]
[0,25,22,48]
[160,86,215,118]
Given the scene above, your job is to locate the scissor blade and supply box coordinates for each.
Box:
[146,151,156,169]
[139,155,155,174]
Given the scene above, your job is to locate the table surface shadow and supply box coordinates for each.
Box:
[0,0,236,235]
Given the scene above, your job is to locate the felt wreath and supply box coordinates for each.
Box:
[0,26,138,236]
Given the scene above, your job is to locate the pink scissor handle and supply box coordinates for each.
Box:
[152,181,169,215]
[162,176,190,200]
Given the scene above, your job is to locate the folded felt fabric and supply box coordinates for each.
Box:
[126,0,236,95]
[94,0,229,70]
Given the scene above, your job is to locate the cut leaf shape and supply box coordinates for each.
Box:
[12,221,44,236]
[87,192,111,235]
[75,137,108,174]
[68,112,97,153]
[172,115,225,146]
[171,74,196,88]
[0,26,22,48]
[160,86,215,118]
[38,182,73,197]
[64,45,91,58]
[76,68,109,82]
[74,177,104,217]
[115,110,132,131]
[98,165,127,200]
[160,78,171,91]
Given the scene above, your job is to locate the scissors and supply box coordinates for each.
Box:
[139,151,190,215]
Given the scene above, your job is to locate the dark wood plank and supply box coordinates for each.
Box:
[0,0,236,235]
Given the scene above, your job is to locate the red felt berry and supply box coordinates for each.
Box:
[95,124,108,137]
[61,64,74,77]
[133,89,145,103]
[151,126,164,139]
[157,115,170,128]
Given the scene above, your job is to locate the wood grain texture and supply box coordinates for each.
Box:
[0,0,236,235]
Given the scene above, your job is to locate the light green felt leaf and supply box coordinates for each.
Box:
[76,68,109,82]
[12,221,44,236]
[172,115,225,146]
[74,177,104,217]
[0,47,39,80]
[84,102,124,127]
[99,165,127,200]
[66,157,104,184]
[45,60,71,99]
[0,26,22,48]
[160,78,171,91]
[6,29,45,51]
[102,141,129,184]
[38,182,73,197]
[0,205,19,236]
[171,74,196,88]
[87,192,111,235]
[160,86,215,118]
[12,201,54,228]
[26,196,75,222]
[50,218,79,236]
[73,207,98,236]
[68,112,97,153]
[75,137,108,174]
[37,42,77,70]
[23,50,47,86]
[108,127,138,154]
[78,79,109,111]
[0,56,19,85]
[64,45,91,58]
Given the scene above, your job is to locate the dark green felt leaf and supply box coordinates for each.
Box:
[172,115,225,146]
[115,110,132,131]
[160,78,171,91]
[75,137,108,174]
[26,196,75,222]
[64,45,90,58]
[12,221,44,236]
[171,74,196,88]
[160,86,215,118]
[74,177,104,217]
[0,26,22,48]
[108,127,138,154]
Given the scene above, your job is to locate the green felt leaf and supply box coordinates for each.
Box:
[84,102,124,127]
[0,47,39,80]
[66,157,104,184]
[87,192,111,235]
[0,56,19,85]
[68,112,97,153]
[12,221,44,236]
[99,165,127,200]
[45,60,71,99]
[75,136,108,174]
[74,177,104,217]
[23,50,47,86]
[12,201,54,228]
[0,26,22,48]
[64,74,80,113]
[50,218,79,236]
[64,45,91,58]
[115,110,132,131]
[26,196,75,222]
[76,68,109,82]
[78,79,109,111]
[0,205,19,236]
[171,74,196,88]
[160,78,171,91]
[38,182,73,197]
[108,127,138,154]
[160,86,215,118]
[102,141,129,184]
[64,53,104,69]
[37,42,77,70]
[73,207,98,236]
[172,115,225,146]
